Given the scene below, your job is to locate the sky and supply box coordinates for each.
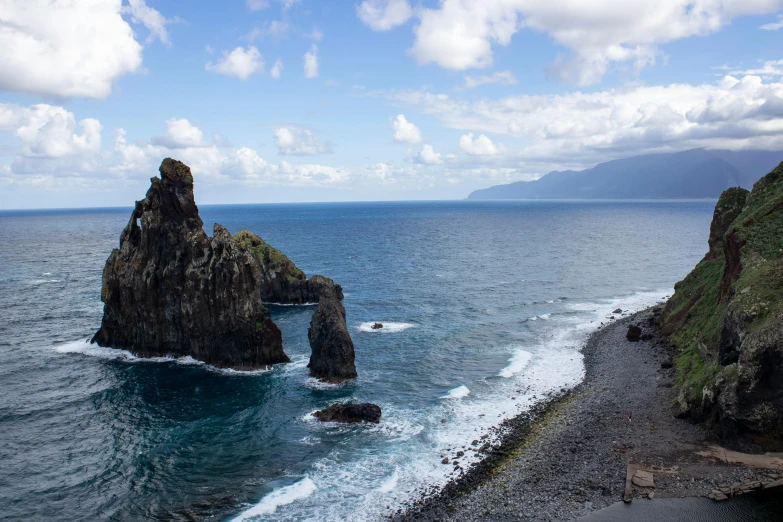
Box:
[1,0,783,209]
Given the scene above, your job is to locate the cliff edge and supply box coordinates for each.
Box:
[661,161,783,450]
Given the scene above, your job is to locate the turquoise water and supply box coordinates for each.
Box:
[0,200,715,521]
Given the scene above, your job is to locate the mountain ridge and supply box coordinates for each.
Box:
[467,149,783,200]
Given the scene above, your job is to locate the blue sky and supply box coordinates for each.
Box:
[1,0,783,208]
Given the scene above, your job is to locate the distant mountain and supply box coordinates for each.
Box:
[466,149,783,200]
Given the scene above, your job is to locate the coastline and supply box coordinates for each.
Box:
[392,307,781,521]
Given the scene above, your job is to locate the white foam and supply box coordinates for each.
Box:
[498,350,533,378]
[53,340,272,375]
[539,313,551,320]
[377,471,399,493]
[303,378,346,390]
[29,279,62,285]
[441,385,470,399]
[357,322,415,333]
[231,477,317,521]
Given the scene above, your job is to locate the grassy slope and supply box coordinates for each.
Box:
[662,162,783,402]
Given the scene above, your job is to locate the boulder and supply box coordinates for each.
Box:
[371,322,384,330]
[613,308,622,314]
[308,289,358,382]
[313,403,381,423]
[626,325,642,342]
[91,158,288,369]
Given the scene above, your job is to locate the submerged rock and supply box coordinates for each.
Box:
[308,287,358,382]
[91,158,288,369]
[313,403,381,423]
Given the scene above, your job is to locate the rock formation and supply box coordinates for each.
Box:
[313,403,382,423]
[660,161,783,451]
[626,325,642,342]
[308,287,358,382]
[92,158,356,373]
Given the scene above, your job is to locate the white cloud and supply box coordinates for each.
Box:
[123,0,176,45]
[761,14,783,30]
[357,0,413,31]
[415,144,444,164]
[0,0,144,98]
[281,0,299,11]
[246,0,269,10]
[246,21,290,42]
[407,0,783,85]
[0,107,421,189]
[392,114,422,143]
[273,127,331,155]
[151,118,207,148]
[382,72,783,171]
[307,27,324,41]
[304,44,319,78]
[0,104,102,159]
[727,59,783,79]
[271,59,284,79]
[206,46,264,80]
[463,70,517,89]
[459,133,505,155]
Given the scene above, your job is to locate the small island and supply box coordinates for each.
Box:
[91,158,358,381]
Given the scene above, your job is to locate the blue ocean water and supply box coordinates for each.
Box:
[0,200,715,521]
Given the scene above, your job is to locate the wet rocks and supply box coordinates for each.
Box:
[308,287,358,382]
[626,325,642,342]
[371,322,384,330]
[313,403,381,423]
[91,158,288,369]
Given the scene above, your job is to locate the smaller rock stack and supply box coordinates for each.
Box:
[308,286,358,382]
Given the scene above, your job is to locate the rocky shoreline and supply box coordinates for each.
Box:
[393,308,781,521]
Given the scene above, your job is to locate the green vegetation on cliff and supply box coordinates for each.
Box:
[234,229,306,282]
[660,161,783,449]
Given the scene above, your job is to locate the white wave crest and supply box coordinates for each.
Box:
[53,340,271,375]
[377,471,399,493]
[357,322,415,333]
[441,385,470,399]
[498,350,533,378]
[230,477,317,521]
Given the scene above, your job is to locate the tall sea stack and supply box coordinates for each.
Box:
[92,158,359,376]
[91,158,287,369]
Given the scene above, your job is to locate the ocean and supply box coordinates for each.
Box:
[0,200,715,521]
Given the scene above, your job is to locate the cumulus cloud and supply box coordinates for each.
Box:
[414,144,444,164]
[459,133,505,155]
[382,72,783,171]
[357,0,413,31]
[304,45,319,78]
[0,107,424,189]
[0,0,146,98]
[151,118,208,148]
[0,104,102,159]
[463,70,517,89]
[407,0,783,85]
[206,46,264,80]
[273,126,332,155]
[727,59,783,78]
[392,114,422,143]
[271,59,284,79]
[123,0,177,45]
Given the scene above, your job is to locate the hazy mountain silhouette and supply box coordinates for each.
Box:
[467,149,783,200]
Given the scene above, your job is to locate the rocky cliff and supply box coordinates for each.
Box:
[92,158,355,372]
[308,287,358,382]
[660,161,783,450]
